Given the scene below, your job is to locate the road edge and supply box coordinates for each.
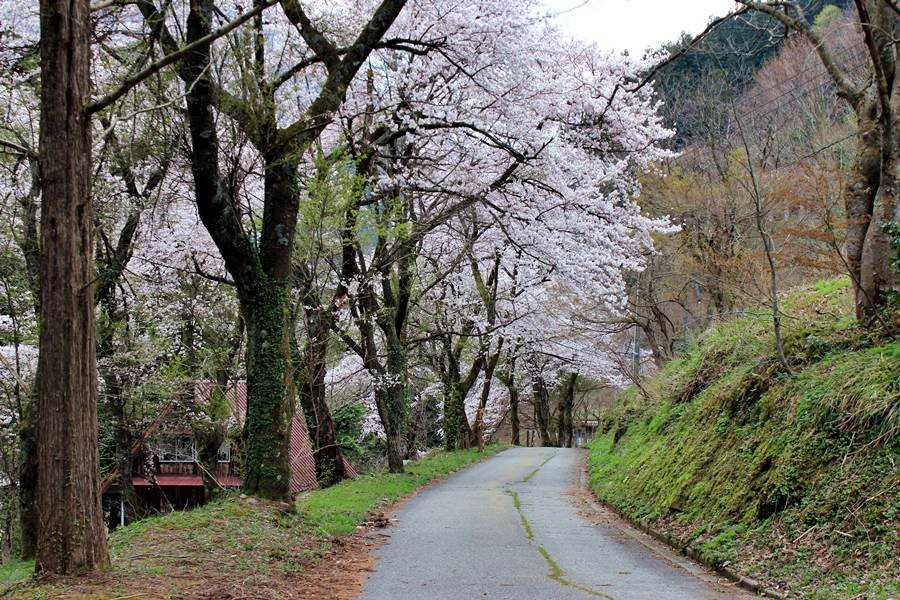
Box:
[330,445,512,600]
[577,457,787,599]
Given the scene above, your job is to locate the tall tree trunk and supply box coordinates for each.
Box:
[509,385,520,446]
[847,97,883,319]
[109,384,139,521]
[296,319,347,487]
[557,373,576,449]
[35,0,109,574]
[469,344,501,449]
[861,150,899,311]
[498,354,521,446]
[442,384,472,451]
[241,281,294,499]
[529,372,553,447]
[858,1,899,312]
[240,154,302,499]
[381,345,408,473]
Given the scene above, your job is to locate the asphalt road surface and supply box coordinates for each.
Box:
[360,447,755,600]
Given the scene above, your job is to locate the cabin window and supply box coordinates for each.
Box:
[155,435,196,463]
[217,441,231,463]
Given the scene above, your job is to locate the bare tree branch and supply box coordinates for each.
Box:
[736,0,863,105]
[87,0,278,115]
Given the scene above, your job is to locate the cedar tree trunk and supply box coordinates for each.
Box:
[35,0,109,574]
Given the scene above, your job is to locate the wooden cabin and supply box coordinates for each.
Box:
[102,382,355,528]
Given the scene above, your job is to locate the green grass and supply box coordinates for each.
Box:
[9,446,504,598]
[0,560,34,594]
[296,446,504,537]
[588,279,900,598]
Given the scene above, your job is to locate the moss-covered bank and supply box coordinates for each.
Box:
[588,279,899,598]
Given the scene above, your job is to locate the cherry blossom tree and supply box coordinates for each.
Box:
[321,0,675,459]
[127,0,410,498]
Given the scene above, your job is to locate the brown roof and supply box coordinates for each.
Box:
[210,381,319,495]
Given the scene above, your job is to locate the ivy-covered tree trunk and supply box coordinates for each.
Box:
[442,384,471,451]
[240,281,294,499]
[381,345,408,473]
[437,330,482,451]
[237,152,304,500]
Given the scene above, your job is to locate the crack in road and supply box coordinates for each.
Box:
[521,450,558,483]
[508,451,617,599]
[507,490,534,539]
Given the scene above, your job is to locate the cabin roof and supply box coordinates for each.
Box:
[198,380,320,495]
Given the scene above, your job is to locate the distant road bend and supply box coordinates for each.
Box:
[360,447,755,600]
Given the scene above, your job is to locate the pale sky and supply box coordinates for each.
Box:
[544,0,738,55]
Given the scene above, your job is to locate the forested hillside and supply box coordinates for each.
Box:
[651,0,852,147]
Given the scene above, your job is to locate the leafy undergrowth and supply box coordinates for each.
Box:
[5,446,502,599]
[589,278,899,599]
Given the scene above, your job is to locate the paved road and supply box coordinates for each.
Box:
[360,447,754,600]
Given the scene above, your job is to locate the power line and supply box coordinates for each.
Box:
[666,25,869,168]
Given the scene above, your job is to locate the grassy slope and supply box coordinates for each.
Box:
[588,279,899,599]
[3,446,503,598]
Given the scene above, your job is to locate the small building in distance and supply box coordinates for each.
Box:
[101,382,355,528]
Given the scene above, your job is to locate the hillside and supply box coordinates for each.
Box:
[588,279,899,598]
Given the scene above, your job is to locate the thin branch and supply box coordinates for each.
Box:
[87,0,278,115]
[0,139,38,160]
[736,0,863,104]
[191,253,235,286]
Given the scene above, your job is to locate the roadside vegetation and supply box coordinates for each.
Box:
[588,279,899,598]
[1,447,501,598]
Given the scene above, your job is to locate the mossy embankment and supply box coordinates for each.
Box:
[588,279,899,598]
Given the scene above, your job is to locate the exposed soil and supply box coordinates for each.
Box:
[294,532,388,600]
